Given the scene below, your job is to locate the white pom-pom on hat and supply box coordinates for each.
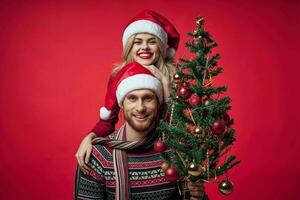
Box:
[100,107,112,120]
[166,47,176,58]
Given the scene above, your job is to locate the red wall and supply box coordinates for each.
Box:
[0,0,299,199]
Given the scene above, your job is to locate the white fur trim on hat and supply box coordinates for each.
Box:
[100,107,112,120]
[116,74,163,106]
[166,47,176,58]
[122,20,168,46]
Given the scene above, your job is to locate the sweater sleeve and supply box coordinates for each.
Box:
[90,106,120,137]
[74,166,106,200]
[90,73,120,137]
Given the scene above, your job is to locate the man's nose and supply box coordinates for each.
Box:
[136,100,146,112]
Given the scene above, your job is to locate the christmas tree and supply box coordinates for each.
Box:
[154,17,240,196]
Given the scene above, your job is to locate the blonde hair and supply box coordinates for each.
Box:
[112,34,176,82]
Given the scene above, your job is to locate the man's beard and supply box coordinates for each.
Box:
[123,112,158,133]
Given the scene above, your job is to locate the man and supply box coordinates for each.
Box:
[74,62,205,200]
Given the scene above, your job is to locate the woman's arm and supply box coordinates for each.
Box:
[76,73,120,172]
[90,106,120,136]
[75,132,95,173]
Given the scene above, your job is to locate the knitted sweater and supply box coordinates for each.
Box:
[75,134,181,200]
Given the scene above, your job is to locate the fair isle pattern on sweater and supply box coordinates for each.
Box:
[75,142,180,200]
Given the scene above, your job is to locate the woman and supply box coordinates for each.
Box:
[76,10,180,173]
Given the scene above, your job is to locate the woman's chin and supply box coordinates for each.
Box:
[136,59,154,66]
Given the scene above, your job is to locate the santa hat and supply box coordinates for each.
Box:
[100,62,163,120]
[122,10,180,58]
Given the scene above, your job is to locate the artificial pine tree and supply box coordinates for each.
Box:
[154,17,240,197]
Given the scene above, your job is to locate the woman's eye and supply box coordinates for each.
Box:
[149,40,156,44]
[133,41,142,44]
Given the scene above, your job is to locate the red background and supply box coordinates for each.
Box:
[1,0,299,199]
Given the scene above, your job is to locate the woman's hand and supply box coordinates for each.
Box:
[75,132,96,174]
[143,65,170,103]
[188,180,205,200]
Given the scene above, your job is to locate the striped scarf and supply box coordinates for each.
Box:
[92,125,158,200]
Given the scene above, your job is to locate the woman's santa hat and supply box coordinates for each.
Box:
[122,10,180,58]
[100,62,163,120]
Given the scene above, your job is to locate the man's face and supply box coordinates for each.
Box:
[122,89,159,132]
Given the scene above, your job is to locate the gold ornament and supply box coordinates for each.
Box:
[161,162,169,172]
[181,82,187,86]
[196,16,204,25]
[188,162,202,177]
[218,179,234,195]
[192,30,198,36]
[195,126,202,134]
[173,73,182,84]
[203,98,211,106]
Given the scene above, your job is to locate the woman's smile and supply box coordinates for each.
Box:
[137,51,154,59]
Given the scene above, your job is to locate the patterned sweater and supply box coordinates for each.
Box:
[75,135,181,200]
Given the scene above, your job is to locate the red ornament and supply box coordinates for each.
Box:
[222,113,231,125]
[154,140,167,152]
[211,119,226,135]
[178,85,191,99]
[186,78,198,86]
[183,109,192,120]
[182,68,192,75]
[185,123,197,134]
[165,167,180,182]
[187,94,202,106]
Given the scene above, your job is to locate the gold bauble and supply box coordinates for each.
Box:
[192,30,198,36]
[203,98,211,106]
[188,162,202,177]
[173,73,181,80]
[196,16,204,25]
[181,82,187,86]
[218,179,234,195]
[161,162,169,172]
[195,126,202,134]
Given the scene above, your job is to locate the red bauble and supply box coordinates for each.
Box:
[185,123,196,134]
[222,113,231,125]
[211,119,226,135]
[187,94,202,106]
[165,167,180,182]
[186,78,198,86]
[154,140,167,152]
[182,68,192,75]
[183,109,192,120]
[178,85,191,99]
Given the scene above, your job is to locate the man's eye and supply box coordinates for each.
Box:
[144,96,154,102]
[128,96,137,101]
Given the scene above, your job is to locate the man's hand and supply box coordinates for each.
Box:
[187,180,205,200]
[75,132,96,174]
